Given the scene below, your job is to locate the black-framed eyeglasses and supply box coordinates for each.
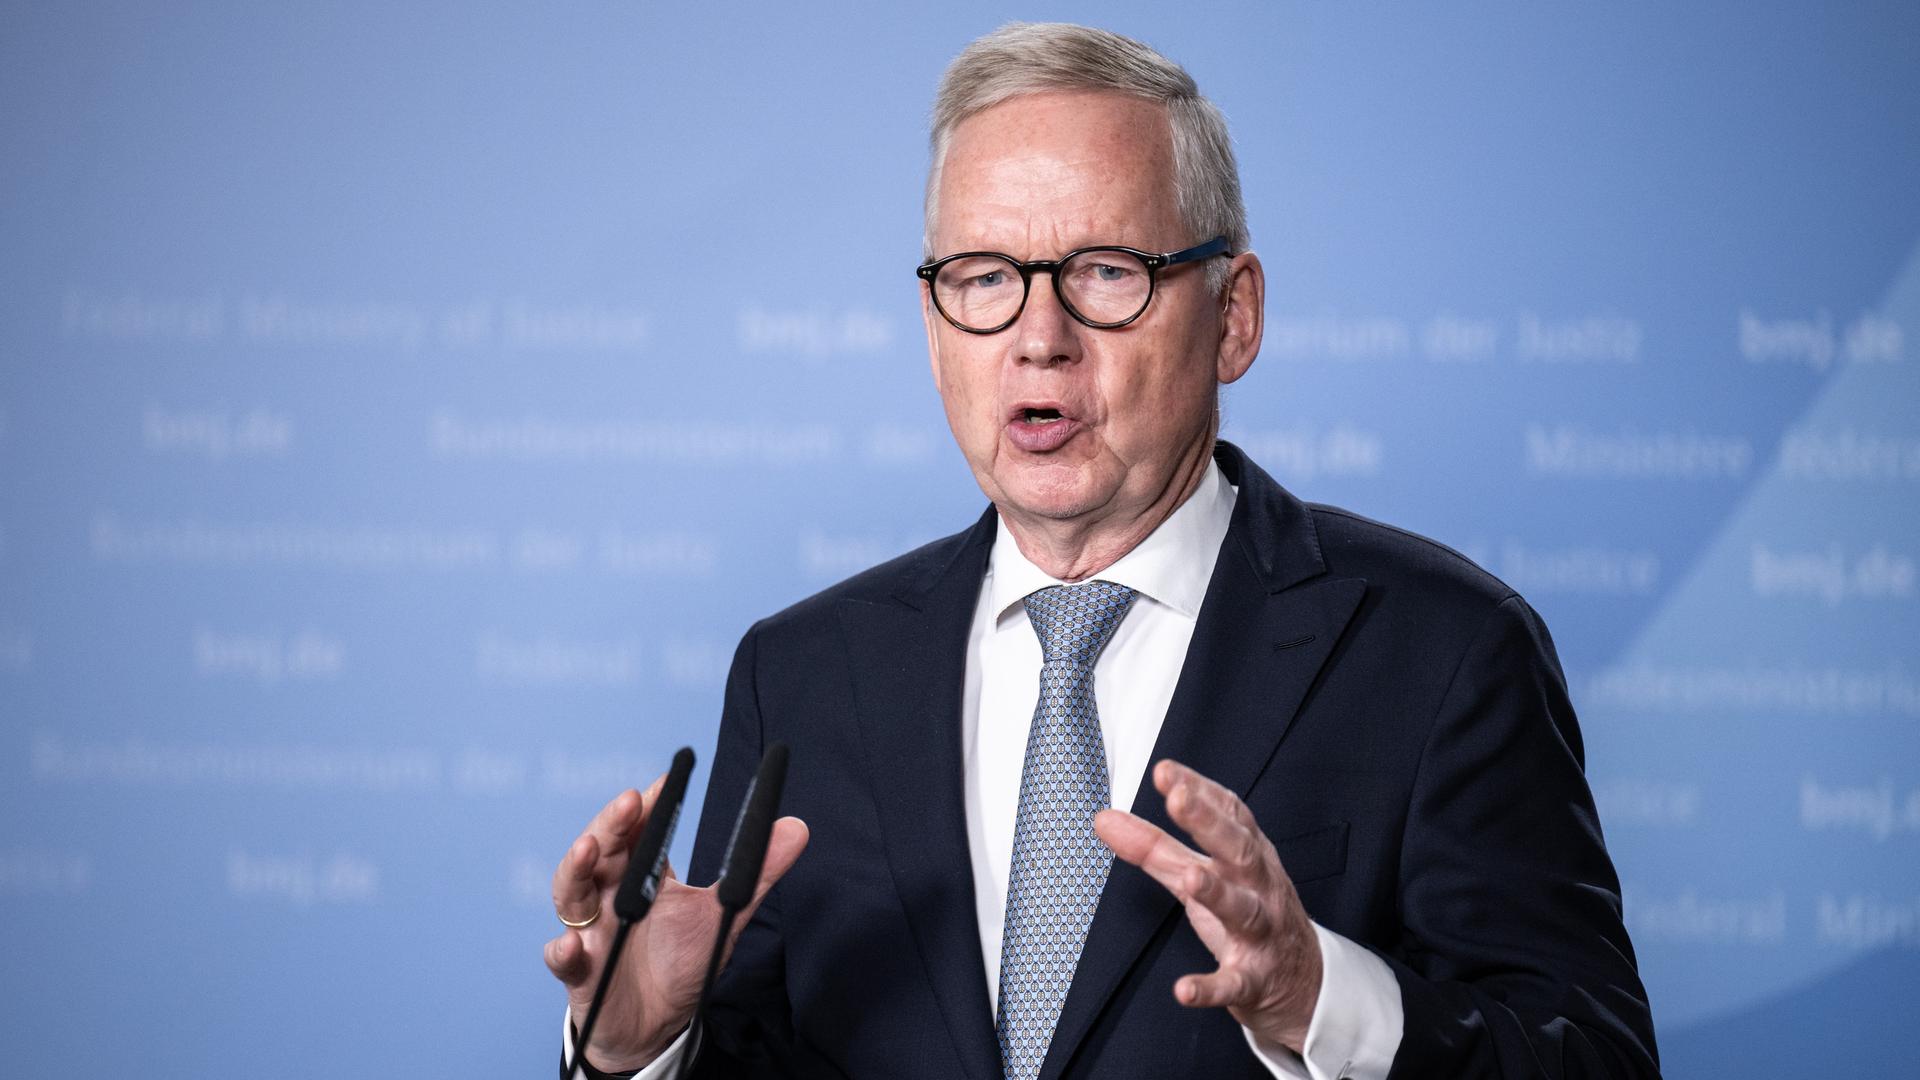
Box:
[916,236,1230,334]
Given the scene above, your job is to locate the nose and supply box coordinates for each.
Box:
[1013,269,1081,368]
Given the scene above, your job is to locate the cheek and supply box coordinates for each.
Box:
[1096,349,1212,449]
[935,352,1001,439]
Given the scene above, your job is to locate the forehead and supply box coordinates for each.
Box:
[934,90,1182,254]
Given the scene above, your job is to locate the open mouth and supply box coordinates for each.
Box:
[1005,403,1080,452]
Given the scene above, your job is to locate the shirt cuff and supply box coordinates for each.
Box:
[1241,923,1404,1080]
[561,1008,692,1080]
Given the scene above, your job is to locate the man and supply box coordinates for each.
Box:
[545,23,1659,1080]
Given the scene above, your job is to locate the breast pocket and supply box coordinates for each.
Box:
[1271,821,1349,885]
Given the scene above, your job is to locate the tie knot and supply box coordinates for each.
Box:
[1023,580,1137,666]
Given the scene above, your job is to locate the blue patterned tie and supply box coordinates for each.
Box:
[995,580,1138,1080]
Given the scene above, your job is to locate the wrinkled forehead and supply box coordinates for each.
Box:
[931,91,1182,254]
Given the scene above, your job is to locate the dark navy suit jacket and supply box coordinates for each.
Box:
[682,442,1659,1079]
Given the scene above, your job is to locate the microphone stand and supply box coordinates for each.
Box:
[565,747,696,1080]
[670,743,789,1080]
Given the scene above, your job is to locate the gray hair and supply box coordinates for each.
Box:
[924,22,1249,295]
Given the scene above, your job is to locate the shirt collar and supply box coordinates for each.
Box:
[986,458,1238,624]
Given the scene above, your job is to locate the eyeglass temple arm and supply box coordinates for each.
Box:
[1158,236,1231,268]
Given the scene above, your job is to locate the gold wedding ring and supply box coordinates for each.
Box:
[556,904,601,929]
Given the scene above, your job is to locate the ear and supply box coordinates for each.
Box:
[1215,251,1264,386]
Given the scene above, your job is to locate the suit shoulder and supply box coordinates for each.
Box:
[1305,502,1519,614]
[749,521,982,639]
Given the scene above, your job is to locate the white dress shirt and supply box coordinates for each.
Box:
[963,460,1401,1080]
[568,459,1403,1079]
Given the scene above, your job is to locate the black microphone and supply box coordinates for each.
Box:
[615,747,696,923]
[674,742,790,1080]
[716,742,790,913]
[566,746,696,1080]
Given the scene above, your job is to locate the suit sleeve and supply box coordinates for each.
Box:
[679,622,799,1078]
[1381,595,1660,1079]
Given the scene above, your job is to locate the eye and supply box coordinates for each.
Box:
[1068,256,1143,286]
[938,256,1018,293]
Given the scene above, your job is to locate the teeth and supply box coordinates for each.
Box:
[1023,410,1063,423]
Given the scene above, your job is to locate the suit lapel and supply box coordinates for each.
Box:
[1039,445,1367,1080]
[838,510,1003,1080]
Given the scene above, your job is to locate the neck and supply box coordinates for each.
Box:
[1000,436,1215,582]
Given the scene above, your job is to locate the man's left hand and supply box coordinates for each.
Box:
[1094,759,1323,1054]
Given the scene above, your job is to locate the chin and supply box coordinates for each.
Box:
[994,465,1109,522]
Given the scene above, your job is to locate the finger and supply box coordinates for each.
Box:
[567,788,642,890]
[1176,966,1257,1010]
[735,817,811,923]
[551,832,603,922]
[592,774,668,865]
[543,929,591,987]
[1181,860,1269,938]
[1156,760,1270,877]
[1094,808,1207,901]
[712,817,810,970]
[571,773,672,900]
[1094,807,1163,865]
[714,816,811,966]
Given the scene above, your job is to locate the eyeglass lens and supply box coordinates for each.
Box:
[931,250,1153,330]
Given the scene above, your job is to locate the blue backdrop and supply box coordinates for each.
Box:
[3,2,1916,1074]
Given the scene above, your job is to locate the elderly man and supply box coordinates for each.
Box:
[545,23,1659,1080]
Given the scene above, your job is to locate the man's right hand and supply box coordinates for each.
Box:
[543,775,810,1073]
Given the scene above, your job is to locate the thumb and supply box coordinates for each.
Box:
[729,816,810,931]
